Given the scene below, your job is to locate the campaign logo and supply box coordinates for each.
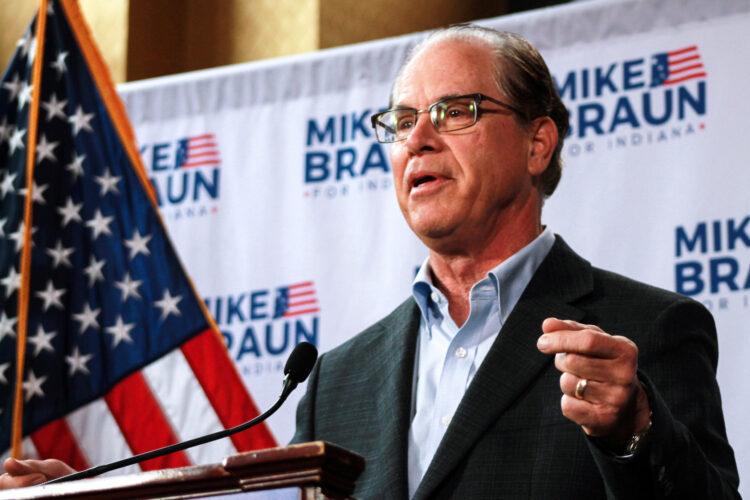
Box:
[205,281,320,376]
[674,215,750,312]
[303,108,392,199]
[140,133,221,220]
[555,45,707,157]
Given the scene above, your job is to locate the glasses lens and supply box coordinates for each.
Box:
[432,97,477,132]
[375,109,417,143]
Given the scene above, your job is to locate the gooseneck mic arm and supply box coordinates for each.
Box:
[45,342,318,485]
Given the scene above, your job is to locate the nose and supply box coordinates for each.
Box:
[404,110,440,154]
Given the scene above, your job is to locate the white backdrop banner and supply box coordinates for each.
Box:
[118,0,749,493]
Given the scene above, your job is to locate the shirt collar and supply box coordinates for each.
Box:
[411,228,555,326]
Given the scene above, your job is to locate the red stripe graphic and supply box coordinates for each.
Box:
[31,419,90,472]
[282,281,320,318]
[104,371,191,471]
[181,330,278,452]
[668,45,697,56]
[663,72,707,85]
[180,160,221,168]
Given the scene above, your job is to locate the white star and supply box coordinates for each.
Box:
[0,217,5,237]
[86,209,113,239]
[66,153,86,179]
[72,302,100,333]
[57,197,83,226]
[16,32,32,57]
[35,280,66,311]
[115,272,142,301]
[1,267,20,297]
[22,370,46,402]
[83,255,105,286]
[50,51,68,78]
[68,105,94,135]
[35,134,58,164]
[0,117,11,143]
[0,312,17,343]
[2,74,22,102]
[17,81,33,110]
[47,2,54,14]
[0,362,9,385]
[94,168,120,196]
[124,229,151,259]
[41,93,67,122]
[26,37,38,68]
[0,172,16,197]
[8,127,26,155]
[154,289,182,320]
[106,315,135,347]
[66,346,93,376]
[46,240,74,268]
[19,180,48,205]
[27,325,56,357]
[8,222,36,252]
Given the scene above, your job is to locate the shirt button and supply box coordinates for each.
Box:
[430,292,440,303]
[441,415,451,427]
[455,347,467,358]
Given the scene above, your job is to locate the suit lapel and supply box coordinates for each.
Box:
[413,237,594,499]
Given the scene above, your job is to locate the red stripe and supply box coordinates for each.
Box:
[283,307,320,317]
[188,134,214,141]
[289,281,313,289]
[180,160,220,168]
[104,371,191,471]
[289,290,314,299]
[663,72,707,85]
[185,151,219,159]
[287,299,317,307]
[670,54,699,66]
[187,142,218,150]
[181,329,278,452]
[668,45,697,56]
[31,419,90,472]
[669,63,703,75]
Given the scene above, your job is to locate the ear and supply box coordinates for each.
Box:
[526,116,558,176]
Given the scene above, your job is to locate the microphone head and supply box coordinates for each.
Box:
[284,342,318,383]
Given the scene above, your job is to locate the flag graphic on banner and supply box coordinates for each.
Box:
[650,45,707,86]
[0,0,276,473]
[175,134,222,169]
[273,281,320,319]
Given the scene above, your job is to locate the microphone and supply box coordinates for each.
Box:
[45,341,318,485]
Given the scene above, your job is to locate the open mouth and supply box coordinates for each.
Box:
[413,175,437,188]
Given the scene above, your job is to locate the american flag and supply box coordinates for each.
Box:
[651,45,707,87]
[175,134,221,169]
[0,0,275,473]
[273,281,320,319]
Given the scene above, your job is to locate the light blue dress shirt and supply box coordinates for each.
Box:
[407,228,555,497]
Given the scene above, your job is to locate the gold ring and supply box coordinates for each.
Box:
[574,378,588,399]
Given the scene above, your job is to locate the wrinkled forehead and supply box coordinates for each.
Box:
[390,38,498,107]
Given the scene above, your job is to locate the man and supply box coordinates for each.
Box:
[1,25,740,498]
[290,25,739,499]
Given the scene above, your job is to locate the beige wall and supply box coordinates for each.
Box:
[1,0,516,83]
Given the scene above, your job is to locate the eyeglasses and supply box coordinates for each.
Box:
[370,93,522,143]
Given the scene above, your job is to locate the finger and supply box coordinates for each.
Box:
[559,395,622,437]
[542,317,604,334]
[538,329,628,359]
[554,352,636,384]
[3,458,74,480]
[559,372,632,406]
[0,471,46,488]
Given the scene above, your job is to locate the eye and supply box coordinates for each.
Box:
[395,113,415,131]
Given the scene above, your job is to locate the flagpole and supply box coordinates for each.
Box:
[11,0,49,459]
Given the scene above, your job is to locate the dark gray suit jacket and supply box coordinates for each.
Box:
[292,237,740,499]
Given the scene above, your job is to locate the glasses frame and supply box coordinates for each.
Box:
[370,93,523,143]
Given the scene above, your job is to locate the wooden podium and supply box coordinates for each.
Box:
[0,441,365,500]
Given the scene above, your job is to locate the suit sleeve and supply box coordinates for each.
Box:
[289,353,323,445]
[586,299,740,499]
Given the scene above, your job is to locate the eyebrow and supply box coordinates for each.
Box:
[391,93,469,109]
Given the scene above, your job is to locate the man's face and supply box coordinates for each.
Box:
[389,39,542,252]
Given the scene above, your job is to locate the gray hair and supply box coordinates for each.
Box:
[390,25,569,198]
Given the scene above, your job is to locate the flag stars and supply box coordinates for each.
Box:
[2,73,22,102]
[0,172,16,197]
[36,134,59,164]
[9,222,36,252]
[1,267,21,297]
[41,93,67,122]
[83,255,105,286]
[124,229,151,259]
[66,346,93,376]
[154,289,182,320]
[68,105,94,135]
[19,180,48,205]
[28,325,56,357]
[58,197,83,226]
[8,127,26,155]
[51,51,68,78]
[106,315,135,347]
[0,117,11,143]
[0,362,9,385]
[86,209,114,239]
[72,302,100,334]
[66,153,86,179]
[0,312,17,343]
[17,82,33,110]
[115,272,142,301]
[46,240,74,268]
[23,370,46,402]
[94,168,120,196]
[35,280,66,311]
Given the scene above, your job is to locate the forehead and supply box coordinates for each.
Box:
[394,39,498,106]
